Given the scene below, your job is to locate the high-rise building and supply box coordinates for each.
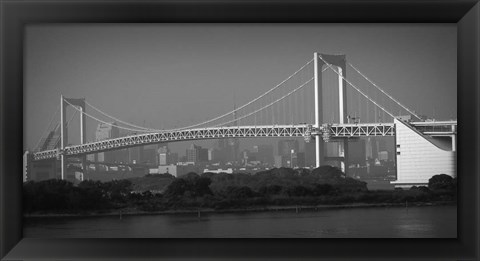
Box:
[256,144,274,166]
[95,122,120,163]
[297,152,305,168]
[198,148,209,162]
[227,138,240,163]
[278,139,299,167]
[216,139,227,163]
[158,145,169,166]
[217,138,239,164]
[143,145,158,165]
[129,146,144,164]
[378,140,387,152]
[366,137,378,160]
[304,140,316,168]
[348,139,366,165]
[378,151,389,161]
[169,152,179,165]
[274,155,283,168]
[186,145,197,162]
[208,148,215,162]
[186,144,208,163]
[241,149,250,165]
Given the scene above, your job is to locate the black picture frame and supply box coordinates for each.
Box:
[1,0,479,260]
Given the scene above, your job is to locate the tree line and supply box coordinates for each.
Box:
[23,166,457,214]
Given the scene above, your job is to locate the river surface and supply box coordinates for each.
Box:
[24,205,456,238]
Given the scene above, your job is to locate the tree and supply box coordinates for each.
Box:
[77,180,109,209]
[103,180,132,203]
[182,172,200,181]
[313,183,333,196]
[428,174,454,191]
[165,178,191,198]
[224,186,254,199]
[194,177,213,196]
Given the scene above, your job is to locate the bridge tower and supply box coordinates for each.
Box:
[314,53,349,173]
[60,95,87,180]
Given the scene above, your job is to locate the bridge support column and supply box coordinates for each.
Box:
[60,96,87,180]
[60,95,67,180]
[337,66,349,175]
[314,53,349,175]
[314,52,325,168]
[79,106,87,180]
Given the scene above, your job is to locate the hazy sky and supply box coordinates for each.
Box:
[24,24,456,154]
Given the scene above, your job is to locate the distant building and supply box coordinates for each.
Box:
[278,140,299,157]
[169,152,179,165]
[28,159,60,181]
[274,155,283,168]
[129,146,144,164]
[256,144,274,166]
[176,164,202,177]
[378,140,387,152]
[143,145,158,165]
[348,139,366,165]
[217,138,240,164]
[208,148,215,162]
[203,168,233,174]
[296,152,305,168]
[366,137,378,161]
[95,122,120,163]
[278,140,299,167]
[378,151,389,161]
[241,149,250,165]
[304,140,316,167]
[186,144,208,164]
[199,148,208,162]
[158,164,178,177]
[158,145,169,165]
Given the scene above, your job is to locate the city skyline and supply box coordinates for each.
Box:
[24,24,457,156]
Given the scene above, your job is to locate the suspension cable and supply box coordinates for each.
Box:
[52,108,79,148]
[85,101,156,131]
[164,58,315,131]
[81,58,315,133]
[348,62,422,120]
[318,55,396,119]
[34,106,59,151]
[64,99,154,133]
[214,78,314,127]
[63,58,318,134]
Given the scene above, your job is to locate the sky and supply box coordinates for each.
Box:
[24,24,457,155]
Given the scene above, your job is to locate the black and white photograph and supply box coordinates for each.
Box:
[22,24,457,238]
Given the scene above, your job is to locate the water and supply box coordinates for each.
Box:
[24,205,456,238]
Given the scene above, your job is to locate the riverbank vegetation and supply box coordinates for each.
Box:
[23,167,457,214]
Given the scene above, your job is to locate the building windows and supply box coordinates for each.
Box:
[396,144,401,148]
[396,152,401,155]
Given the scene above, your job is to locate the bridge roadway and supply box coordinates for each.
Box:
[33,123,398,161]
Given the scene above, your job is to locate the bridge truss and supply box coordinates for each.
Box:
[33,123,396,161]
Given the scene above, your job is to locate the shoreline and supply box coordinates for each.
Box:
[24,201,456,218]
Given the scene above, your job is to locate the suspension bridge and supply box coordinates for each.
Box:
[28,53,457,188]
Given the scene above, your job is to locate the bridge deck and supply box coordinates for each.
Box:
[32,123,401,161]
